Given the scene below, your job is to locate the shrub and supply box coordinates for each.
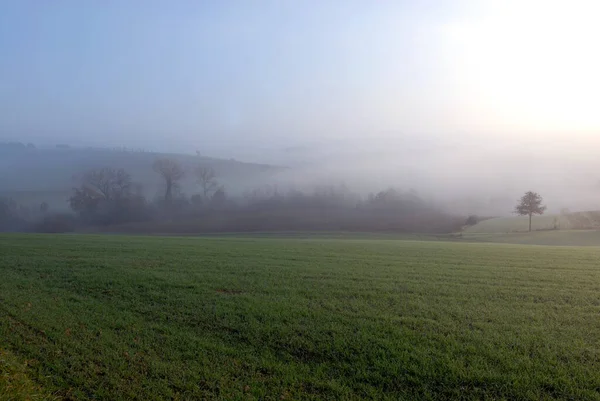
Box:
[465,215,479,226]
[32,213,77,233]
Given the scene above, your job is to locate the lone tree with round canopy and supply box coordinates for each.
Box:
[514,191,546,232]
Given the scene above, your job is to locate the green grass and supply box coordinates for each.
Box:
[462,229,600,246]
[2,234,600,400]
[0,348,58,401]
[464,215,564,233]
[465,211,600,234]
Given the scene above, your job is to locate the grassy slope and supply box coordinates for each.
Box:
[463,230,600,246]
[465,211,600,234]
[2,235,600,400]
[0,149,283,208]
[463,215,564,233]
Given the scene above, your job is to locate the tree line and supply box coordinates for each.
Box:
[0,152,554,234]
[0,157,470,233]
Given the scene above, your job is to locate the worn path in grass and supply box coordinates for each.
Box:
[1,234,600,400]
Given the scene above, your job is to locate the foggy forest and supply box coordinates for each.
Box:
[1,135,600,235]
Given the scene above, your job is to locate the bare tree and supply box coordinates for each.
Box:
[79,168,132,201]
[69,167,147,225]
[69,168,133,213]
[514,191,546,232]
[195,166,218,199]
[153,158,184,204]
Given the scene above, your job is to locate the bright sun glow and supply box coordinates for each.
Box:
[443,0,600,134]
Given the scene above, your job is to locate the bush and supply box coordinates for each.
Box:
[32,213,77,233]
[465,215,479,226]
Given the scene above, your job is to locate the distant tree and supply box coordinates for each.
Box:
[365,188,426,213]
[195,166,218,199]
[211,186,227,206]
[153,158,184,204]
[69,168,136,222]
[40,201,49,214]
[514,191,546,232]
[69,186,101,216]
[83,168,132,200]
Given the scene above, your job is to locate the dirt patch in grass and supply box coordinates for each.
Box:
[215,288,244,295]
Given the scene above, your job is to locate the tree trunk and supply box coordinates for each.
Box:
[165,179,172,204]
[529,213,532,232]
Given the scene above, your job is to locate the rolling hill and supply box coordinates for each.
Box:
[465,210,600,233]
[0,145,285,209]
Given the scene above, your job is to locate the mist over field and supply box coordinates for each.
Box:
[255,134,600,216]
[2,0,600,230]
[6,3,600,399]
[2,134,600,219]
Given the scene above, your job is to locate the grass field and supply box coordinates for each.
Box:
[462,229,600,246]
[2,235,600,400]
[465,211,600,234]
[464,215,564,233]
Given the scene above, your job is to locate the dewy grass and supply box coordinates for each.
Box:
[0,347,59,401]
[1,234,600,400]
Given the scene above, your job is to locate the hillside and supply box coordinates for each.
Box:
[465,211,600,233]
[0,145,285,209]
[462,230,600,246]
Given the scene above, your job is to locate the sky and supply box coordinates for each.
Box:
[1,0,600,155]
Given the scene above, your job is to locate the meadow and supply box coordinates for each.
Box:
[463,215,565,233]
[464,211,600,234]
[2,234,600,400]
